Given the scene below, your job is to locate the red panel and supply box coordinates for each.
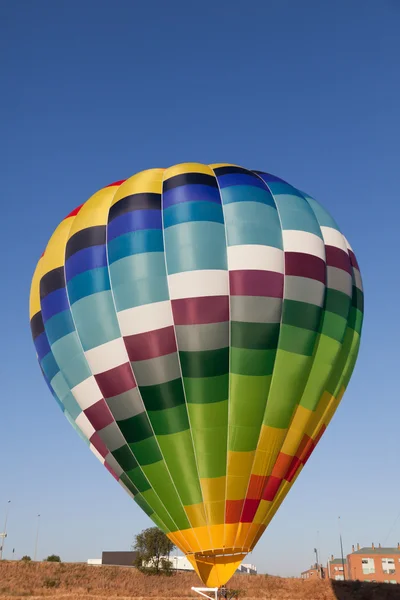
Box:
[172,295,229,325]
[240,499,260,523]
[262,476,282,501]
[85,399,114,431]
[124,326,177,361]
[225,500,244,524]
[95,362,136,398]
[285,457,302,483]
[64,204,84,220]
[105,180,126,187]
[247,474,267,499]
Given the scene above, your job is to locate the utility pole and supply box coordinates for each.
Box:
[0,501,11,560]
[338,516,346,581]
[34,514,40,561]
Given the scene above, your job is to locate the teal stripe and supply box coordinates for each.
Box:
[163,201,224,228]
[107,229,164,263]
[305,196,341,231]
[219,185,276,207]
[71,291,120,350]
[45,310,75,344]
[112,275,169,311]
[272,193,322,237]
[62,391,82,420]
[67,267,110,304]
[164,221,227,274]
[223,202,283,248]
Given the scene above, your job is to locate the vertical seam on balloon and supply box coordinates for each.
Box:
[160,166,207,553]
[233,169,284,552]
[103,182,186,538]
[210,164,231,553]
[58,196,167,528]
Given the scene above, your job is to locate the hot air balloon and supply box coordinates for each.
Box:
[30,163,363,588]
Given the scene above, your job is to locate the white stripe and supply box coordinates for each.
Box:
[75,412,96,439]
[344,236,354,252]
[71,376,103,410]
[118,300,174,336]
[283,230,325,260]
[320,226,348,252]
[85,338,128,375]
[227,245,284,272]
[167,270,228,300]
[90,444,105,464]
[354,268,363,291]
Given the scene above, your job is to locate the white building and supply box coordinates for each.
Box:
[170,556,257,575]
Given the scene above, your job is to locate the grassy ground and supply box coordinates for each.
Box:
[0,561,399,599]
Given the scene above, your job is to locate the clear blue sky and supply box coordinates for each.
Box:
[1,0,399,576]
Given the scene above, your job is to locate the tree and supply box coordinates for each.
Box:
[45,554,61,562]
[21,555,31,562]
[132,527,175,575]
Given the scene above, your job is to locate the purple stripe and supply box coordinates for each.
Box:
[217,172,266,189]
[285,252,326,284]
[65,245,107,281]
[229,270,284,298]
[348,249,360,271]
[162,184,221,209]
[107,210,162,241]
[90,431,109,458]
[41,287,69,322]
[171,296,229,325]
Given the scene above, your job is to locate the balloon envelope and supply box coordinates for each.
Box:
[30,163,363,586]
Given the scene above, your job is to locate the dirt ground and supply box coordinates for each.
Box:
[0,561,399,600]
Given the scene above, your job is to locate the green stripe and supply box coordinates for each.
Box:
[228,374,271,451]
[112,445,138,471]
[231,347,276,376]
[283,300,322,332]
[325,288,351,319]
[352,287,364,311]
[148,404,189,435]
[184,374,229,404]
[231,321,280,350]
[188,400,228,478]
[140,379,186,411]
[320,311,348,342]
[118,412,154,443]
[179,348,229,378]
[279,324,318,356]
[129,437,162,465]
[125,466,152,492]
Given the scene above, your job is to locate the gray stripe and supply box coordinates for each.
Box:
[230,296,282,323]
[327,266,352,296]
[131,353,181,387]
[284,276,325,307]
[119,480,135,500]
[97,421,126,451]
[106,388,144,421]
[105,453,124,477]
[175,322,229,351]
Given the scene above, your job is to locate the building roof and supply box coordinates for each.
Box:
[351,547,400,555]
[329,558,347,565]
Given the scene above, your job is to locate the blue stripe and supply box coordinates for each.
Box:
[40,352,60,382]
[256,172,286,184]
[217,173,267,189]
[67,267,110,304]
[107,229,164,264]
[108,210,162,241]
[219,185,276,208]
[163,201,224,228]
[265,181,305,198]
[44,310,75,345]
[162,184,221,209]
[41,287,70,322]
[35,331,51,360]
[65,245,107,281]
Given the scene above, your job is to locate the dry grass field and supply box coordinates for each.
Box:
[0,561,399,600]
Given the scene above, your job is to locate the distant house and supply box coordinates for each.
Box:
[301,563,325,579]
[327,556,348,580]
[347,543,400,584]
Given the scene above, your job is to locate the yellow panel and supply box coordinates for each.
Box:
[184,503,208,528]
[200,476,226,503]
[232,522,253,548]
[192,525,212,550]
[281,405,313,456]
[227,451,254,476]
[29,257,45,319]
[209,163,240,169]
[167,531,190,554]
[208,524,225,548]
[223,523,239,548]
[68,187,117,236]
[179,528,202,553]
[226,475,249,501]
[111,169,164,204]
[253,498,272,524]
[258,425,287,453]
[163,162,213,179]
[204,501,225,526]
[41,218,74,274]
[190,553,246,588]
